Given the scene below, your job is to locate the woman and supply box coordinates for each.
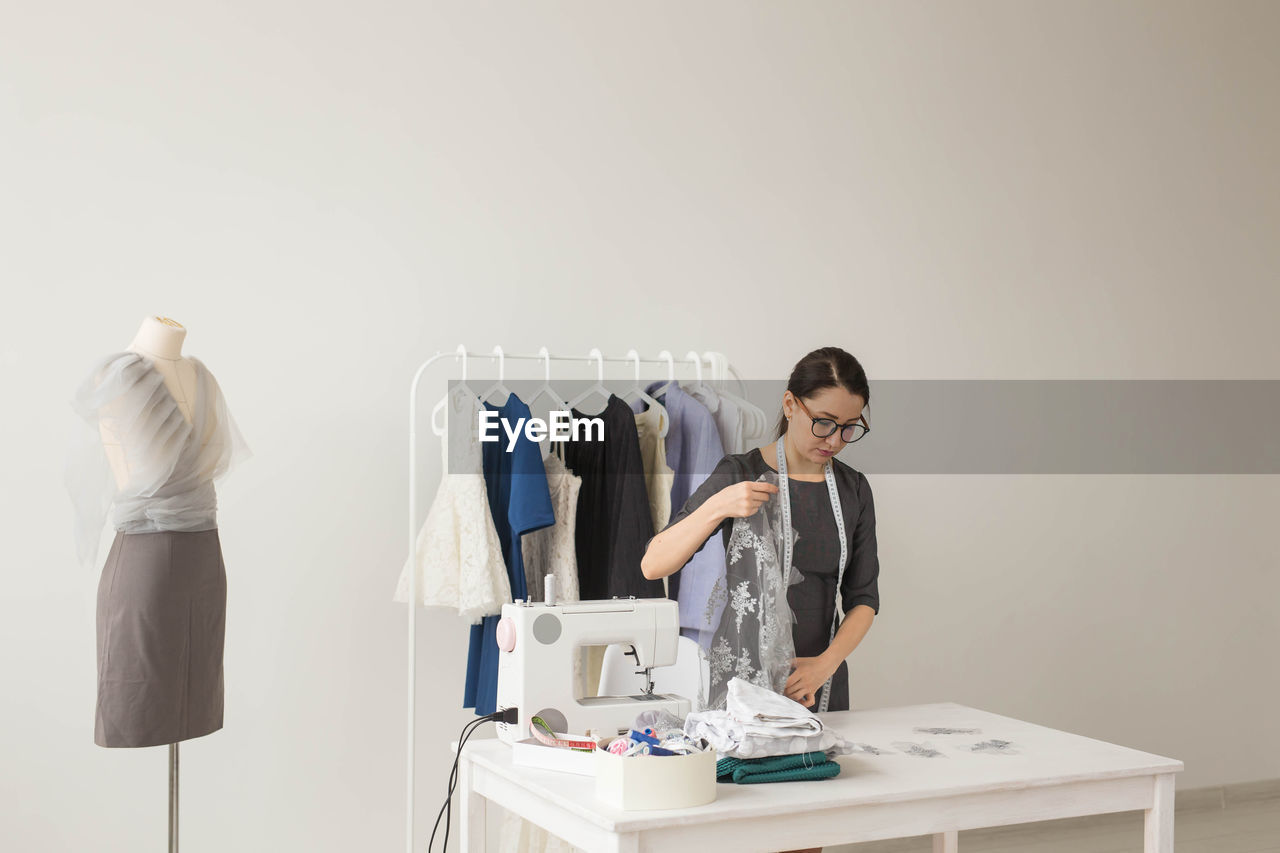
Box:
[641,346,880,713]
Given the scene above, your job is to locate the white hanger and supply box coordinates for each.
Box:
[651,350,677,398]
[682,350,707,396]
[711,353,764,438]
[620,349,668,437]
[567,348,611,413]
[704,350,767,441]
[477,345,512,406]
[431,345,474,436]
[526,347,570,411]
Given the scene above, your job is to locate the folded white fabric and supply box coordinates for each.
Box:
[684,678,854,759]
[730,678,823,738]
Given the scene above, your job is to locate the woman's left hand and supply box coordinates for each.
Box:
[784,655,838,709]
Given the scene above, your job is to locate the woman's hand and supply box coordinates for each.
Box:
[784,654,839,709]
[643,476,777,581]
[711,480,780,521]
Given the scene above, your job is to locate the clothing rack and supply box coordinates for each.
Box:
[402,346,745,852]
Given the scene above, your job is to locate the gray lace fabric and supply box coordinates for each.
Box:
[66,351,251,570]
[696,470,803,712]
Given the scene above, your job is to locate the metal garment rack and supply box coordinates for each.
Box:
[403,347,745,852]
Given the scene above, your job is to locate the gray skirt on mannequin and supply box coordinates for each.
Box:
[95,528,226,748]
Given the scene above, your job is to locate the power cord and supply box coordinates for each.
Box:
[429,707,518,852]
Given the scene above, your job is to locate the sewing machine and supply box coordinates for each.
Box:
[494,597,691,745]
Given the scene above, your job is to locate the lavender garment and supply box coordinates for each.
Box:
[634,382,725,648]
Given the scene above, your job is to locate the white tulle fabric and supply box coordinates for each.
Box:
[394,385,508,624]
[66,351,251,570]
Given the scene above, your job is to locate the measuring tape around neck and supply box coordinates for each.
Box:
[775,438,848,713]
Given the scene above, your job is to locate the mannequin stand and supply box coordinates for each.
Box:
[169,743,179,852]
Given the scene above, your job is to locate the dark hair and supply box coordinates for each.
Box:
[774,347,871,439]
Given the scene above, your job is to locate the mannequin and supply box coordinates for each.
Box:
[67,316,249,853]
[99,316,199,483]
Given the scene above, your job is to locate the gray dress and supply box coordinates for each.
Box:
[69,351,249,747]
[658,447,880,711]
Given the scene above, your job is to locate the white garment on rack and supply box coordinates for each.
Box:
[712,393,743,455]
[685,383,744,456]
[394,385,508,624]
[684,677,854,759]
[633,402,675,534]
[522,453,582,603]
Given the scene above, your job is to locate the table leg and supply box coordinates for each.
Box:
[932,830,958,853]
[458,754,486,852]
[1144,772,1175,853]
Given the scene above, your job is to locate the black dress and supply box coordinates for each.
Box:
[658,447,880,710]
[563,395,665,600]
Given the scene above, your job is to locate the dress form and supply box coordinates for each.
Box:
[98,316,198,489]
[96,316,202,853]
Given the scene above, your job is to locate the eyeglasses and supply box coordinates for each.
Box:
[792,397,870,443]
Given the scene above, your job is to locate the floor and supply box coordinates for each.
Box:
[828,797,1280,853]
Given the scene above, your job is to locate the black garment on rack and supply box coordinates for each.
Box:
[563,395,664,600]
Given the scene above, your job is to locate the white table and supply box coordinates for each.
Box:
[456,701,1183,853]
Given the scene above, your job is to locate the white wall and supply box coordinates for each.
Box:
[2,2,1276,851]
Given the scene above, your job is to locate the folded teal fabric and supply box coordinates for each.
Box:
[734,761,842,784]
[716,751,840,784]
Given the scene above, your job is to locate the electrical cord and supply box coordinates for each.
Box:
[433,717,484,851]
[428,708,518,852]
[431,717,487,852]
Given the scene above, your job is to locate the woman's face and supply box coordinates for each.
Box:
[784,386,867,465]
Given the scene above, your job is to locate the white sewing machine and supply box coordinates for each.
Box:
[494,596,691,745]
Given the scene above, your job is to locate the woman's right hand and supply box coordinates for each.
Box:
[712,480,780,521]
[642,476,782,581]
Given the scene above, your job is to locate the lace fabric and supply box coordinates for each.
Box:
[521,452,582,604]
[395,385,509,623]
[66,351,250,570]
[695,470,803,712]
